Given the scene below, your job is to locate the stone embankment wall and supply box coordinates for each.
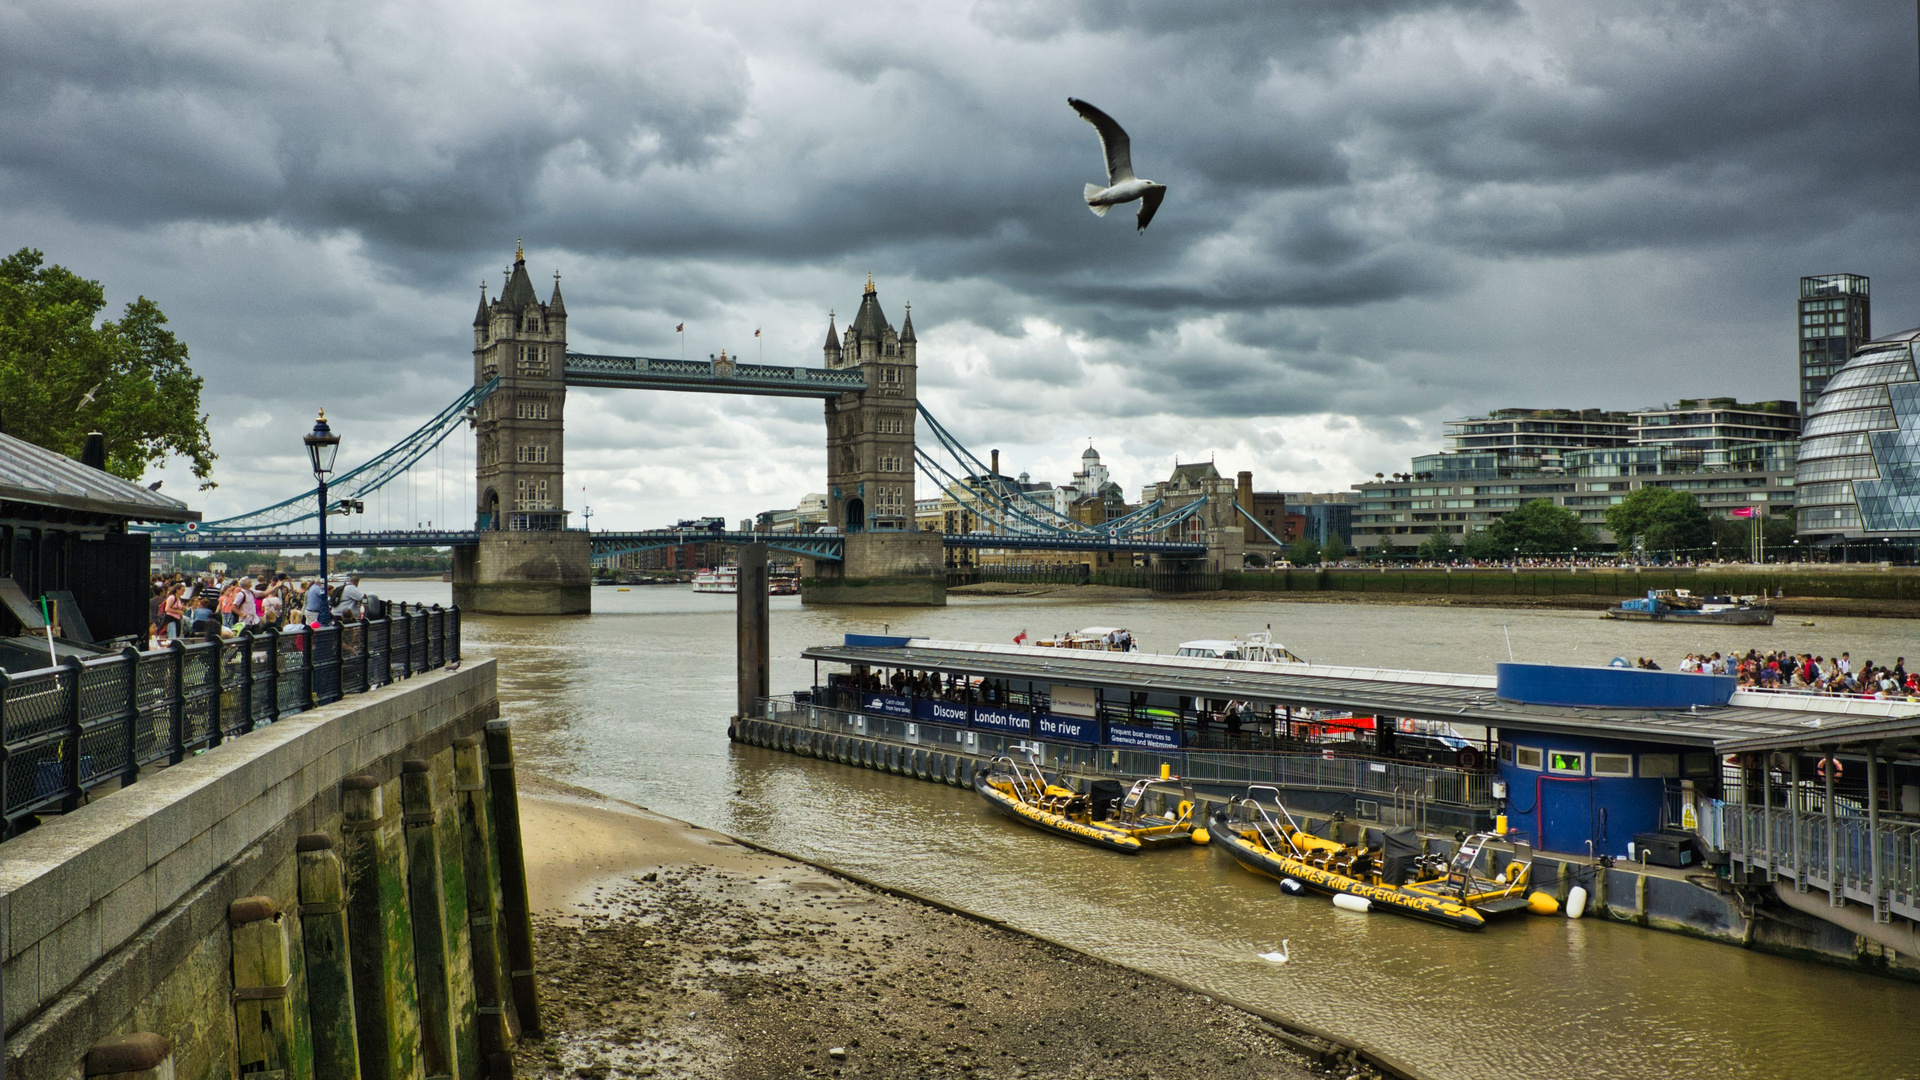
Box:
[1,659,543,1080]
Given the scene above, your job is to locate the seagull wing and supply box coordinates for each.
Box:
[1136,185,1166,231]
[1068,98,1134,184]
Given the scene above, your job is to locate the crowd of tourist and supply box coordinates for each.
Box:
[1662,649,1918,699]
[147,570,377,648]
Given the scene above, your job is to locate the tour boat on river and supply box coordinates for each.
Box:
[974,756,1203,854]
[1173,629,1307,664]
[694,566,801,596]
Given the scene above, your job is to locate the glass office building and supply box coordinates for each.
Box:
[1799,274,1871,412]
[1794,327,1920,542]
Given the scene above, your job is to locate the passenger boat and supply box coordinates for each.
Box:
[692,567,738,594]
[1034,626,1135,651]
[770,569,801,596]
[1211,787,1531,929]
[973,756,1201,854]
[1174,629,1307,664]
[1604,589,1773,626]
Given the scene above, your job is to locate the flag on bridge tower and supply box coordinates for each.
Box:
[754,328,761,337]
[675,322,684,332]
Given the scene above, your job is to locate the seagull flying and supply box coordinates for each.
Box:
[1257,940,1291,964]
[1068,98,1166,231]
[78,382,100,408]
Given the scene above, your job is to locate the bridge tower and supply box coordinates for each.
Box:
[808,277,945,604]
[451,243,591,614]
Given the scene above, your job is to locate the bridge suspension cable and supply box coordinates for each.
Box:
[145,377,498,536]
[913,404,1209,543]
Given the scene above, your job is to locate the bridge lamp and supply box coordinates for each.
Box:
[305,411,341,615]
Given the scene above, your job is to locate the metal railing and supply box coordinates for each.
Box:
[756,696,1490,811]
[1726,804,1920,922]
[0,604,460,838]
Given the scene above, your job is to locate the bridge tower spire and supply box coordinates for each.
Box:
[473,243,568,531]
[810,276,944,603]
[455,241,590,614]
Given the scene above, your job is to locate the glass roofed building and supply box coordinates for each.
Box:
[1794,327,1920,551]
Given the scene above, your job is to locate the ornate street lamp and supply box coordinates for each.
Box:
[304,410,341,623]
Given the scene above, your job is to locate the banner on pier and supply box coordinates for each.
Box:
[971,705,1034,735]
[1105,723,1182,752]
[862,693,913,718]
[1035,712,1099,744]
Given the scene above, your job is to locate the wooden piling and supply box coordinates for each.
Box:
[402,760,456,1080]
[230,896,300,1080]
[482,720,543,1037]
[342,773,424,1080]
[736,543,770,724]
[296,833,362,1080]
[454,736,517,1078]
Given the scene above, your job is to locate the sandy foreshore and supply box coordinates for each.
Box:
[512,776,1359,1080]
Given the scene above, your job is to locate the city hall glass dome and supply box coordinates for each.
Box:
[1795,326,1920,538]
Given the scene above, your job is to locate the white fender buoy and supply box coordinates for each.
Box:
[1566,885,1589,920]
[1332,893,1371,914]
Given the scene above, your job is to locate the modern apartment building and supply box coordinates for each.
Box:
[1349,461,1796,551]
[1442,409,1634,471]
[1799,274,1871,412]
[1628,398,1800,468]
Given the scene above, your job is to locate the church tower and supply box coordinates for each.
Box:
[473,243,568,531]
[821,276,917,532]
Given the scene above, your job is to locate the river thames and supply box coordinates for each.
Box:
[382,582,1920,1080]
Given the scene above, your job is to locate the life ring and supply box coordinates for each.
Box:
[1456,748,1482,770]
[1817,757,1843,781]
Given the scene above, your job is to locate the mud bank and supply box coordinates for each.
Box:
[513,778,1376,1080]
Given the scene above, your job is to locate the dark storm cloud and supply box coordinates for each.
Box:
[3,0,1918,521]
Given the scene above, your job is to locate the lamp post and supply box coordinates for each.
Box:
[304,410,340,624]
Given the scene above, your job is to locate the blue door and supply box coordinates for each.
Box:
[1539,778,1595,855]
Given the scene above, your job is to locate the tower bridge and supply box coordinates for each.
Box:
[150,245,1240,612]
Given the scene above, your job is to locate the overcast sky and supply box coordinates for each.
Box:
[5,0,1918,529]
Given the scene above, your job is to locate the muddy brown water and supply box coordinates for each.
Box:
[380,581,1920,1080]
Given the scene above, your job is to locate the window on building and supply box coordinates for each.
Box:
[515,399,551,420]
[516,444,549,464]
[513,477,552,510]
[517,345,546,376]
[1639,753,1679,778]
[1516,746,1543,771]
[1547,750,1585,775]
[1591,754,1633,778]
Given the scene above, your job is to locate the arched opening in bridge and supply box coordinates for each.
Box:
[481,487,500,531]
[845,497,865,534]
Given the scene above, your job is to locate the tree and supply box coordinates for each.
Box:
[1468,499,1595,557]
[1321,533,1350,562]
[0,248,216,485]
[1285,536,1321,566]
[1606,488,1710,558]
[1417,529,1457,560]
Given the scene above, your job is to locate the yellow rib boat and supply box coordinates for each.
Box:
[973,757,1202,854]
[1213,787,1532,931]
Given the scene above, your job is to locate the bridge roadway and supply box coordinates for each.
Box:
[148,528,1207,561]
[563,353,865,397]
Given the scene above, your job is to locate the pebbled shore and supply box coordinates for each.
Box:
[512,779,1359,1080]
